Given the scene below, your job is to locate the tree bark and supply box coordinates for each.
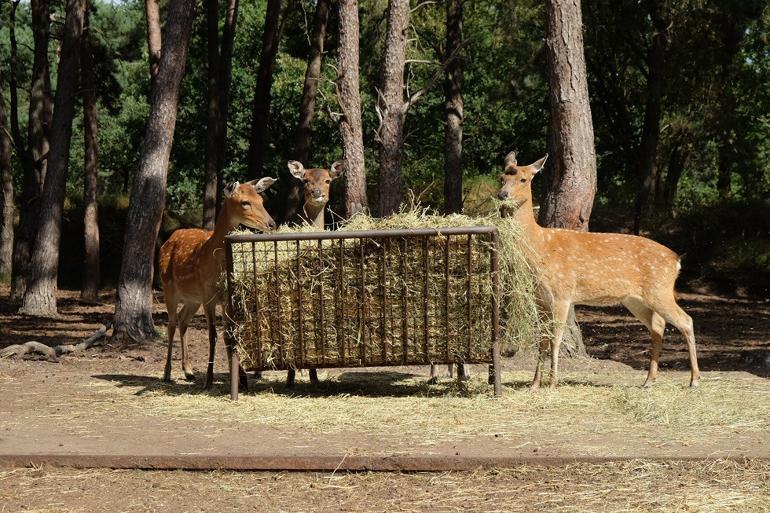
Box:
[81,9,100,301]
[20,0,88,316]
[661,137,687,213]
[715,18,742,203]
[145,0,162,85]
[278,0,331,224]
[337,0,367,218]
[633,0,667,234]
[112,0,194,343]
[443,0,464,214]
[203,0,240,229]
[540,0,598,357]
[377,0,410,217]
[10,0,51,301]
[247,0,282,177]
[0,61,13,278]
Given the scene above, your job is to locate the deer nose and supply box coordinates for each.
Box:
[498,190,508,200]
[267,219,276,230]
[311,188,323,198]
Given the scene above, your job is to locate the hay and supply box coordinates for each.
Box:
[227,206,545,371]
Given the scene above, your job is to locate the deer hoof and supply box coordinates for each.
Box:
[642,379,655,388]
[689,379,700,388]
[184,371,196,381]
[426,377,438,385]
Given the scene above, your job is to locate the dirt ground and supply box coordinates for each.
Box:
[1,286,769,511]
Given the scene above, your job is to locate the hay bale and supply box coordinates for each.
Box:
[227,208,544,370]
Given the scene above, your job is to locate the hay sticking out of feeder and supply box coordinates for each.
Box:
[227,207,545,370]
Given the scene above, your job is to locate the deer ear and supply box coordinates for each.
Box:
[251,176,278,193]
[531,154,548,174]
[329,160,345,179]
[224,181,240,198]
[287,160,306,180]
[505,151,517,167]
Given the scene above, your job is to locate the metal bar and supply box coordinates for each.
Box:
[318,239,326,366]
[359,240,367,365]
[296,240,304,369]
[224,241,238,401]
[379,238,387,363]
[422,237,429,361]
[444,235,450,364]
[339,239,346,365]
[274,241,285,365]
[400,237,408,364]
[251,242,262,368]
[490,230,502,397]
[467,234,472,360]
[226,226,498,243]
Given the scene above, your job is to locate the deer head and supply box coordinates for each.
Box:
[223,177,278,231]
[497,152,548,208]
[287,160,345,208]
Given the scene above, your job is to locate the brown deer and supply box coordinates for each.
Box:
[281,160,344,386]
[160,177,278,389]
[497,152,700,389]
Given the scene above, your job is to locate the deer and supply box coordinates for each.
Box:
[497,152,700,389]
[160,177,278,389]
[278,159,345,386]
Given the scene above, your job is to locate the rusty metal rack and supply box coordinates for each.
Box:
[224,227,501,399]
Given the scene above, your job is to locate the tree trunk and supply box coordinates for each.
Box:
[0,63,13,278]
[281,0,331,224]
[377,0,410,217]
[633,0,666,234]
[145,0,162,85]
[540,0,598,357]
[715,19,742,203]
[112,0,194,343]
[203,0,222,230]
[20,0,87,317]
[662,138,687,213]
[10,0,51,301]
[337,0,367,217]
[246,0,282,177]
[443,0,463,214]
[81,10,100,301]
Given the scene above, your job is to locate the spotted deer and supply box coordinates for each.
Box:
[160,177,278,389]
[280,160,344,386]
[497,152,700,389]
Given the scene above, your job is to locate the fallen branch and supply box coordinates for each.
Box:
[0,323,111,361]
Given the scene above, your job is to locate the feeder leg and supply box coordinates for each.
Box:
[286,369,296,387]
[230,348,239,401]
[458,363,469,382]
[309,368,319,385]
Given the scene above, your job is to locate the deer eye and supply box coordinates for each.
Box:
[520,178,527,183]
[325,179,331,184]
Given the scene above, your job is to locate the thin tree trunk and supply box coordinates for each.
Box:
[662,138,687,213]
[540,0,598,357]
[203,0,240,230]
[337,0,367,217]
[377,0,410,217]
[281,0,331,224]
[10,0,51,301]
[0,62,13,278]
[203,0,223,230]
[112,0,195,343]
[633,0,666,234]
[443,0,463,214]
[247,0,282,177]
[715,19,742,203]
[145,0,162,85]
[81,10,100,301]
[20,0,88,316]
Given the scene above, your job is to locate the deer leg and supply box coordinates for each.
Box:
[623,298,665,387]
[457,363,469,382]
[548,301,571,389]
[163,299,178,382]
[531,337,549,389]
[178,302,199,381]
[427,363,439,385]
[659,299,700,387]
[309,368,319,385]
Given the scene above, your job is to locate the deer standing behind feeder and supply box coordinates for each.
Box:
[497,152,700,389]
[280,160,344,386]
[159,177,278,389]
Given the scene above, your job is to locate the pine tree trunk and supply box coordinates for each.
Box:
[633,0,666,234]
[338,0,367,218]
[145,0,162,85]
[0,63,13,278]
[10,0,51,302]
[203,0,223,230]
[20,0,88,317]
[247,0,282,177]
[282,0,331,223]
[112,0,194,343]
[377,0,410,217]
[81,10,100,301]
[540,0,598,357]
[443,0,463,214]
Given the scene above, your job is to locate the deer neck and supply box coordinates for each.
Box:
[202,203,239,259]
[511,191,547,254]
[303,201,326,230]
